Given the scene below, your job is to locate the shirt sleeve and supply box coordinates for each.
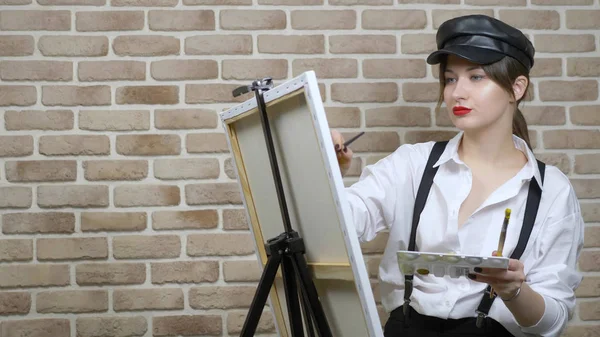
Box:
[517,205,584,336]
[343,144,422,243]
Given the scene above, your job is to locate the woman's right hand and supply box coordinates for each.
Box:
[331,130,353,176]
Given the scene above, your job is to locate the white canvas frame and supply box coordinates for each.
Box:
[220,71,383,337]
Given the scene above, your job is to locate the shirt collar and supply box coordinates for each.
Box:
[433,131,544,191]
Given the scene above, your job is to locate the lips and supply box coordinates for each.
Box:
[452,106,472,116]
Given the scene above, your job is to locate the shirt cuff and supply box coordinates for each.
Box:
[518,294,562,336]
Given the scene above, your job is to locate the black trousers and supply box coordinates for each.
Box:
[384,306,515,337]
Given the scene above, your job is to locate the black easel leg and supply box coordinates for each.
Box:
[282,255,305,337]
[289,251,333,337]
[240,251,283,337]
[300,287,316,337]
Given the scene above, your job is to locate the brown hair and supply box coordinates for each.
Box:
[435,56,533,150]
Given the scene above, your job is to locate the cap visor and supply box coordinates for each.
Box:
[427,45,505,66]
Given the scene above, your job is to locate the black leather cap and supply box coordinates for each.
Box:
[427,15,535,71]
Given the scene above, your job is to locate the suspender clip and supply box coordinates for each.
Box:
[475,311,486,328]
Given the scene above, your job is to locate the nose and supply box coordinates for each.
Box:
[451,78,468,103]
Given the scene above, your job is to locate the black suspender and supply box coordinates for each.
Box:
[402,141,447,318]
[403,141,546,328]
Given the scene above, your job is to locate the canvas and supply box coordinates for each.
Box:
[220,71,383,337]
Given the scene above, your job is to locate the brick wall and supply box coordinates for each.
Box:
[0,0,598,336]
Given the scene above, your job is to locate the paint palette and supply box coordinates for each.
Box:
[397,250,509,278]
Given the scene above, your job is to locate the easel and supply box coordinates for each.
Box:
[233,78,333,337]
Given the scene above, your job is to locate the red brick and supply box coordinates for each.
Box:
[113,36,180,56]
[331,82,397,103]
[78,61,146,81]
[293,58,357,78]
[0,264,70,288]
[114,185,180,207]
[535,34,596,53]
[0,10,70,31]
[325,106,361,128]
[0,36,34,56]
[0,239,33,262]
[37,185,109,208]
[36,290,108,313]
[291,10,356,30]
[37,237,108,261]
[151,60,217,80]
[76,11,144,31]
[42,85,111,106]
[6,160,76,182]
[2,212,74,234]
[5,110,73,130]
[76,317,148,337]
[151,261,219,284]
[116,135,181,155]
[39,36,108,57]
[112,0,177,5]
[39,135,110,155]
[76,263,146,285]
[81,212,147,232]
[153,315,222,336]
[330,35,396,54]
[185,35,252,55]
[149,10,215,31]
[185,183,242,205]
[186,133,228,153]
[152,210,218,230]
[222,59,287,80]
[223,209,248,230]
[366,106,430,127]
[187,233,254,256]
[0,187,32,209]
[0,319,69,337]
[363,59,426,78]
[189,286,256,309]
[220,10,285,30]
[571,105,600,125]
[0,292,31,315]
[116,86,179,105]
[113,235,181,259]
[186,84,254,104]
[114,288,183,311]
[0,136,33,157]
[362,10,426,30]
[258,35,324,54]
[154,158,219,180]
[0,61,72,81]
[0,85,36,106]
[155,109,217,129]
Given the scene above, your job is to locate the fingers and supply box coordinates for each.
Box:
[330,130,344,150]
[331,129,353,176]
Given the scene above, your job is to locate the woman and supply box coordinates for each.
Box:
[332,15,583,337]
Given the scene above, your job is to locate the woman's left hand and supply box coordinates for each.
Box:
[468,250,525,301]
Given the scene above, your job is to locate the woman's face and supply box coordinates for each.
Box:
[443,55,513,133]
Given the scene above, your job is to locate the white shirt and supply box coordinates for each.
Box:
[345,132,584,337]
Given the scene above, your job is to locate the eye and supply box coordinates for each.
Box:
[471,75,485,81]
[445,77,457,84]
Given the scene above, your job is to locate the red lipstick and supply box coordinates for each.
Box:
[452,106,472,116]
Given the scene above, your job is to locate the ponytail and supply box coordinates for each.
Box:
[513,108,532,150]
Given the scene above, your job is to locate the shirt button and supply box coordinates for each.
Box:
[460,283,468,290]
[445,300,451,307]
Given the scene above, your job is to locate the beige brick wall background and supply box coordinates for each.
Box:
[0,0,599,336]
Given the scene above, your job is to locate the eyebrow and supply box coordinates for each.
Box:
[444,66,482,73]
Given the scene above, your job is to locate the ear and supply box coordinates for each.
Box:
[512,75,528,102]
